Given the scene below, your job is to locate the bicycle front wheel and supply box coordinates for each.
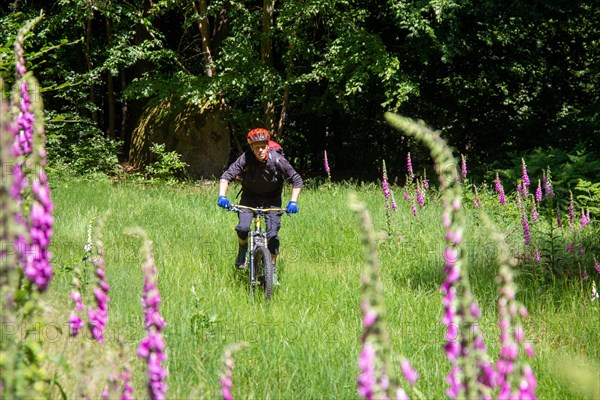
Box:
[253,245,274,300]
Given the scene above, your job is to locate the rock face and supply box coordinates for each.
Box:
[129,101,230,178]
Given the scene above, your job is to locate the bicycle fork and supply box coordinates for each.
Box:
[249,216,266,287]
[249,228,256,286]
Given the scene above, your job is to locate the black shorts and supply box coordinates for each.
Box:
[235,193,282,254]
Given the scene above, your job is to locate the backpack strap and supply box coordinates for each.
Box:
[269,149,283,179]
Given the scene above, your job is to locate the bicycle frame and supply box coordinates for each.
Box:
[229,205,285,299]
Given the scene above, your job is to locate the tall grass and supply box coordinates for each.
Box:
[40,178,599,399]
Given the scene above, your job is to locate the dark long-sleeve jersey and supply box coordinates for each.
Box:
[220,150,303,199]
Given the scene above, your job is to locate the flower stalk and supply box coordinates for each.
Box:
[486,217,537,399]
[385,113,494,399]
[128,228,168,400]
[350,194,415,400]
[220,342,248,400]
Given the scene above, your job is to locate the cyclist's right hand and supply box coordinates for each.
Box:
[218,195,230,209]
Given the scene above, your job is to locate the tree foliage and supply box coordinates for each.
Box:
[1,0,598,179]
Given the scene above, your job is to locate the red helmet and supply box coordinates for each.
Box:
[247,128,270,145]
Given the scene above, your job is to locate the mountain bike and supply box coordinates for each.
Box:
[228,205,286,300]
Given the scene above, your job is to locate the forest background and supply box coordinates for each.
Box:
[2,2,600,399]
[1,0,599,183]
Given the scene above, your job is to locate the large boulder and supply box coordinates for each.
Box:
[129,101,230,178]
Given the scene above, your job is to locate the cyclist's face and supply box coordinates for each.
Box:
[251,141,269,161]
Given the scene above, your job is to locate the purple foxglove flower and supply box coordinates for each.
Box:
[446,365,463,399]
[416,182,425,207]
[568,191,575,224]
[133,232,169,400]
[86,252,110,342]
[521,208,530,246]
[24,171,54,291]
[461,154,467,180]
[15,45,27,76]
[532,202,538,223]
[400,358,419,385]
[514,325,525,342]
[382,177,390,199]
[391,192,397,212]
[543,169,555,197]
[473,185,482,207]
[69,311,84,336]
[445,228,463,246]
[580,208,589,228]
[494,174,506,205]
[524,342,535,358]
[535,180,542,202]
[220,344,247,400]
[521,158,530,193]
[363,310,377,328]
[496,236,537,400]
[407,152,414,181]
[323,150,330,179]
[522,365,538,394]
[396,388,409,400]
[121,366,134,400]
[411,199,417,217]
[357,342,376,399]
[16,81,34,155]
[70,290,84,312]
[594,260,600,275]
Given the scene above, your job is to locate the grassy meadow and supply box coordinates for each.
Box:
[41,178,599,399]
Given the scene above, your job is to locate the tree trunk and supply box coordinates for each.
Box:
[121,71,130,154]
[123,0,154,159]
[276,34,296,140]
[106,17,116,140]
[85,1,97,124]
[261,0,276,132]
[193,0,216,77]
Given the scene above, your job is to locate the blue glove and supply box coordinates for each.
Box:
[218,195,230,209]
[286,201,298,214]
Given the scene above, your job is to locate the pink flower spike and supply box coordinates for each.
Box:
[69,311,83,336]
[524,342,535,358]
[521,158,530,190]
[396,388,409,400]
[400,358,419,385]
[407,152,414,181]
[363,310,377,328]
[568,191,575,223]
[323,150,331,179]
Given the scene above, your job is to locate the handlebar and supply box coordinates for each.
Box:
[228,204,287,216]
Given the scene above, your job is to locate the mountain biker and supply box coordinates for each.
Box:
[218,128,303,279]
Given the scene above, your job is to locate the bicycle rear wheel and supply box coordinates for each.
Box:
[253,245,274,300]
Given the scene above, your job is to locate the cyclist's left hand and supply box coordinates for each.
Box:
[286,201,298,214]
